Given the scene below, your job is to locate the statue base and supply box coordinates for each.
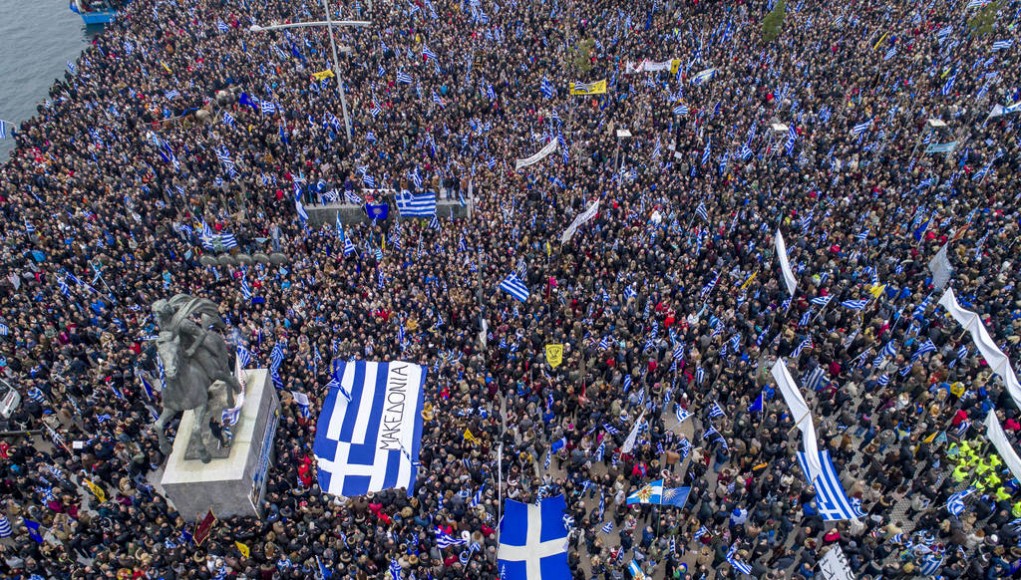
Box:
[160,369,280,521]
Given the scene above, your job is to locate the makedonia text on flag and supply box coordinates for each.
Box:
[314,360,427,497]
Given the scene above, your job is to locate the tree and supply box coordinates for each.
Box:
[762,0,787,43]
[968,0,1003,36]
[570,39,596,74]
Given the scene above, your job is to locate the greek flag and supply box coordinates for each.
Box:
[804,367,827,391]
[725,544,752,575]
[395,190,437,217]
[261,101,278,115]
[700,270,720,297]
[946,487,974,517]
[222,112,235,126]
[695,202,709,222]
[841,299,869,310]
[422,45,438,60]
[499,272,530,302]
[701,139,711,165]
[785,125,796,156]
[791,338,813,358]
[397,71,413,84]
[370,101,382,117]
[709,401,725,418]
[601,521,613,533]
[498,496,570,580]
[540,78,555,99]
[0,514,11,538]
[217,20,229,32]
[852,120,871,136]
[941,72,957,96]
[673,104,689,115]
[436,528,466,548]
[992,39,1014,51]
[920,553,944,576]
[911,339,936,362]
[389,559,402,580]
[0,119,8,140]
[797,450,866,521]
[810,295,832,306]
[884,46,897,60]
[314,360,427,497]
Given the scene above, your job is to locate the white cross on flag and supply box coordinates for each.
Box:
[498,496,570,579]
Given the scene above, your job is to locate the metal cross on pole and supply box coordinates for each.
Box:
[248,10,370,141]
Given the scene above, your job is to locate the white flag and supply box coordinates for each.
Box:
[775,229,798,296]
[561,200,601,243]
[986,410,1021,484]
[927,244,953,290]
[939,289,1021,409]
[620,409,646,454]
[771,359,822,479]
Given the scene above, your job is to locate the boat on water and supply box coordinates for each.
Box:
[69,0,127,25]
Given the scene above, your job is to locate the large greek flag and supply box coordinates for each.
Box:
[313,360,427,497]
[396,190,437,217]
[498,496,570,580]
[797,450,865,521]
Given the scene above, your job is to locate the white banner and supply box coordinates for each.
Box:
[560,200,600,243]
[514,139,558,170]
[987,101,1021,121]
[927,243,953,290]
[986,410,1021,484]
[775,229,798,296]
[818,546,855,580]
[939,289,1021,409]
[624,59,676,74]
[771,359,823,479]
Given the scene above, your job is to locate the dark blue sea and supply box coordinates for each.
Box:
[0,2,99,159]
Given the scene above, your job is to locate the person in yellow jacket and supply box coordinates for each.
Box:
[953,463,971,483]
[994,487,1011,502]
[1012,500,1021,518]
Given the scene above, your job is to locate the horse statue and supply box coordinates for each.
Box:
[151,295,242,463]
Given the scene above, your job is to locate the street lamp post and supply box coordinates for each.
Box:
[248,9,370,142]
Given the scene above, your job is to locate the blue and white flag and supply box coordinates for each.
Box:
[661,486,691,508]
[946,487,975,517]
[797,450,866,521]
[625,479,664,505]
[627,560,649,579]
[804,367,827,392]
[810,295,832,306]
[395,190,437,217]
[498,496,571,580]
[725,544,753,575]
[499,272,530,302]
[313,360,427,497]
[841,299,869,310]
[992,39,1013,52]
[0,514,12,538]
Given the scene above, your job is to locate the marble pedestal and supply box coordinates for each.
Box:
[161,369,280,521]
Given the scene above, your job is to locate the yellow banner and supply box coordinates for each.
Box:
[740,272,757,290]
[670,59,682,75]
[312,69,336,81]
[84,478,106,503]
[464,428,479,444]
[569,80,607,95]
[235,541,251,559]
[546,344,564,368]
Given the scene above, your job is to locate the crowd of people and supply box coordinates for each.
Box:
[1,0,1021,577]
